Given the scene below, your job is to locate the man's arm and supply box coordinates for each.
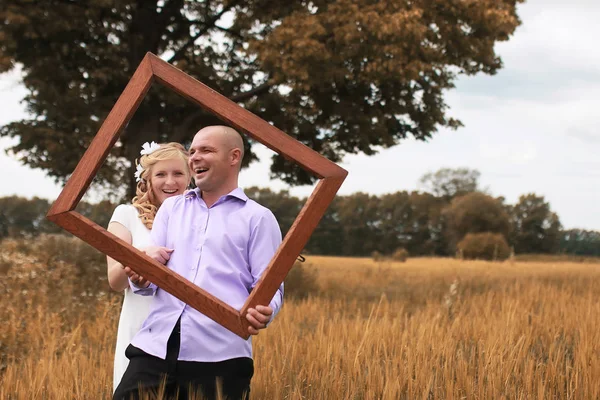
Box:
[246,209,284,334]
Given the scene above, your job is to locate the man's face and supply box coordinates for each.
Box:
[188,128,231,192]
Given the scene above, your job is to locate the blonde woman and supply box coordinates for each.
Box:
[106,142,191,393]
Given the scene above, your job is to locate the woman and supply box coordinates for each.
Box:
[106,141,191,393]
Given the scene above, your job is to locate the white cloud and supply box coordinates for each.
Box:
[500,1,600,74]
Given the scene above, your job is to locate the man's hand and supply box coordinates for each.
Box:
[123,266,151,288]
[246,305,273,335]
[143,246,173,265]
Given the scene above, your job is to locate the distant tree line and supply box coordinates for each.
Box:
[1,168,598,257]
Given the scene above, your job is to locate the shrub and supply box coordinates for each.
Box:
[284,260,320,300]
[35,234,105,267]
[392,248,409,262]
[457,232,510,261]
[34,234,107,293]
[371,250,383,262]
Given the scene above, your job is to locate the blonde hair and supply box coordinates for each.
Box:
[132,142,190,229]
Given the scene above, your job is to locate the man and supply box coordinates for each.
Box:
[114,125,283,400]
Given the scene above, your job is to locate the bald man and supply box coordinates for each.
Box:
[115,126,283,400]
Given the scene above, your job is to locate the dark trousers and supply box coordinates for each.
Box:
[113,319,253,400]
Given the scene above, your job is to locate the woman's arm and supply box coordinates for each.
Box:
[106,221,133,292]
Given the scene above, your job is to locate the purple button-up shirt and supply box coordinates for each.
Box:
[129,187,283,362]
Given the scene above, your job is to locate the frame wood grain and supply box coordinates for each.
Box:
[47,52,348,339]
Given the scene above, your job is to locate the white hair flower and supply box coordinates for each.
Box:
[140,141,160,156]
[134,163,145,183]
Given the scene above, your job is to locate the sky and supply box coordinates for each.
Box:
[0,0,598,230]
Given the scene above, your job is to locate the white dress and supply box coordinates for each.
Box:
[109,204,154,393]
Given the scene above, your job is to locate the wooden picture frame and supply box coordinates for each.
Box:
[46,52,348,339]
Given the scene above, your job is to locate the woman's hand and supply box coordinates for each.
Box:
[123,266,151,288]
[142,246,174,265]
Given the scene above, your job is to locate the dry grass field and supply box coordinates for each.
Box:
[1,236,600,399]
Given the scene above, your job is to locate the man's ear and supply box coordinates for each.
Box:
[230,148,242,167]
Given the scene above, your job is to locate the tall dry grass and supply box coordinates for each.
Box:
[1,238,600,399]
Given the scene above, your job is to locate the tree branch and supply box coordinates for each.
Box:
[213,25,244,41]
[171,110,206,144]
[156,0,185,33]
[49,0,88,9]
[230,82,274,102]
[167,0,243,64]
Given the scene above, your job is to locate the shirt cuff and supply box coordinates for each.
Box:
[267,287,284,324]
[129,279,157,295]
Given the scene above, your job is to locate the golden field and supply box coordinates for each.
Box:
[1,236,600,399]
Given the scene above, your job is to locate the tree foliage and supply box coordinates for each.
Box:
[560,229,600,257]
[0,195,110,237]
[335,192,382,256]
[243,186,303,236]
[443,192,511,250]
[1,0,523,197]
[508,193,561,254]
[378,191,446,255]
[0,196,59,237]
[0,185,595,258]
[420,167,481,200]
[305,196,344,256]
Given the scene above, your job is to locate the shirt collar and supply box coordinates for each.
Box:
[184,187,248,203]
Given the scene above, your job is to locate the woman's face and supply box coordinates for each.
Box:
[149,158,190,205]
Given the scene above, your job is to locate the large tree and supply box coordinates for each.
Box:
[509,193,561,254]
[419,167,481,201]
[243,186,303,236]
[0,195,116,237]
[443,192,511,252]
[378,191,446,256]
[335,192,382,256]
[1,0,524,197]
[0,196,59,237]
